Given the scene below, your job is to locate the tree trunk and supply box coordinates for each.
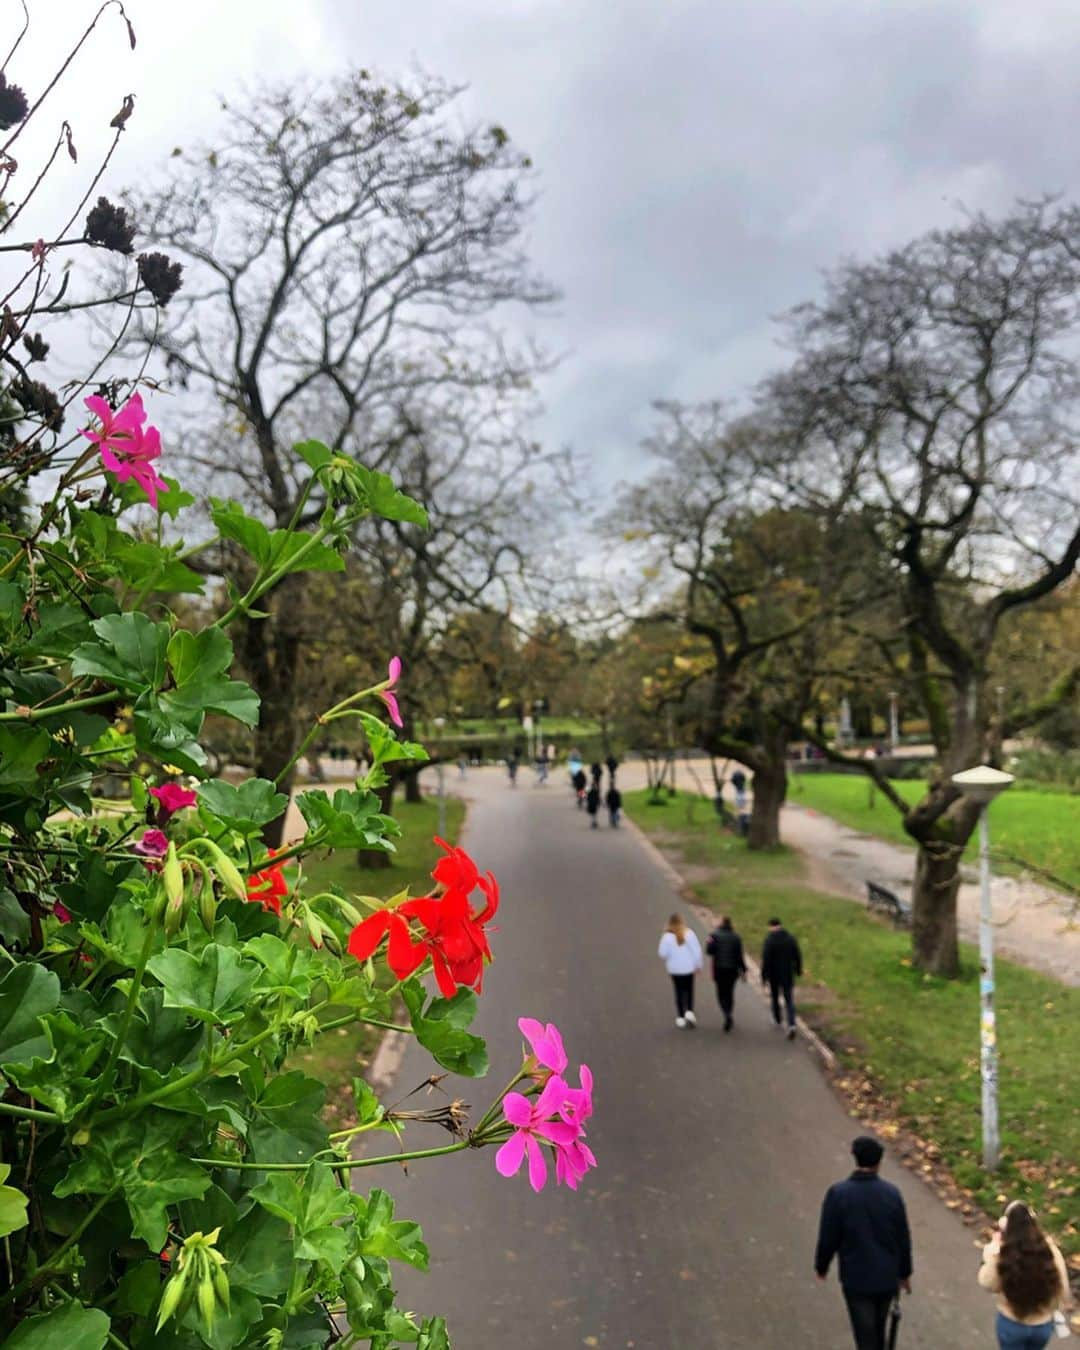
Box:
[403,766,423,804]
[909,842,962,976]
[748,756,786,849]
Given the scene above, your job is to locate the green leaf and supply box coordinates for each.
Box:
[401,984,488,1078]
[294,439,333,470]
[154,475,197,520]
[244,934,319,998]
[55,1116,210,1249]
[0,1161,28,1238]
[0,886,30,946]
[210,498,344,576]
[5,1011,108,1119]
[297,787,400,850]
[110,537,205,595]
[161,629,259,728]
[355,1188,429,1271]
[70,612,170,689]
[357,712,429,767]
[178,1286,263,1350]
[223,1208,294,1296]
[0,962,60,1065]
[197,777,289,833]
[113,1259,161,1318]
[147,944,262,1024]
[5,1302,111,1350]
[248,1070,329,1165]
[418,1317,452,1350]
[251,1162,351,1271]
[354,466,429,527]
[0,725,52,793]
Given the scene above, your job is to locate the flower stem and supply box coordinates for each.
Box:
[191,1139,472,1172]
[0,1100,61,1124]
[0,691,117,722]
[80,919,157,1117]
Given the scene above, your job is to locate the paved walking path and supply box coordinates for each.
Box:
[598,757,1080,986]
[363,768,993,1348]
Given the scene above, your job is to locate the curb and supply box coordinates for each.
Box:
[623,812,836,1071]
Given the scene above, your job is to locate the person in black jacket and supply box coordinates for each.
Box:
[705,915,747,1031]
[761,916,802,1040]
[815,1136,913,1350]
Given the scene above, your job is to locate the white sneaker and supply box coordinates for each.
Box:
[675,1017,687,1028]
[684,1010,697,1026]
[786,1026,797,1041]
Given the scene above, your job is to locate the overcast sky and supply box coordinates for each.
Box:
[15,0,1080,488]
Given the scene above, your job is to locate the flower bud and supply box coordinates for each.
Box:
[163,842,184,908]
[199,885,218,935]
[196,1273,217,1328]
[198,840,247,903]
[156,1268,189,1331]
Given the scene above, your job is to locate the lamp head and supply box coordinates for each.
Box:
[950,764,1015,804]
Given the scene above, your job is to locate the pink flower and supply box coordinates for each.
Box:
[554,1135,598,1192]
[561,1063,594,1130]
[133,828,169,861]
[150,783,196,821]
[518,1017,568,1075]
[31,239,46,263]
[82,391,169,509]
[494,1077,581,1193]
[376,656,403,728]
[53,901,72,924]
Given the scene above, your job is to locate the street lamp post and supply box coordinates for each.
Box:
[533,698,545,761]
[888,691,899,753]
[432,717,447,839]
[950,763,1015,1171]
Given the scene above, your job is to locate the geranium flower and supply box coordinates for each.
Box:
[150,783,197,822]
[246,851,289,916]
[82,391,169,509]
[133,828,169,863]
[377,656,403,728]
[494,1077,581,1193]
[519,1017,568,1075]
[561,1063,594,1129]
[347,838,498,998]
[554,1134,598,1191]
[53,901,72,924]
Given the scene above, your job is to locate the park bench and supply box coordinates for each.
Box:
[866,880,912,927]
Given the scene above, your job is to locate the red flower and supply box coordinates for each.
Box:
[246,850,289,916]
[150,782,197,822]
[347,837,498,998]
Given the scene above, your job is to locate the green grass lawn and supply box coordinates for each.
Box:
[288,793,466,1124]
[417,715,600,742]
[626,789,1080,1259]
[789,772,1080,889]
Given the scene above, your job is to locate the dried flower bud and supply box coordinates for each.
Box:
[22,333,49,363]
[0,74,28,131]
[85,197,135,254]
[13,378,64,432]
[137,251,183,307]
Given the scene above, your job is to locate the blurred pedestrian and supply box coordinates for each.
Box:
[572,767,588,808]
[761,916,802,1040]
[706,915,747,1031]
[457,753,468,779]
[606,784,622,827]
[605,751,619,783]
[814,1136,912,1350]
[534,749,549,785]
[657,913,702,1029]
[590,761,603,789]
[586,782,601,828]
[507,747,521,788]
[979,1201,1071,1348]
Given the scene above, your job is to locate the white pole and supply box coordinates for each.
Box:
[436,762,446,840]
[888,691,899,752]
[979,806,999,1170]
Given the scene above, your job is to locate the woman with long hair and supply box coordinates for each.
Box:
[978,1201,1071,1347]
[657,913,702,1029]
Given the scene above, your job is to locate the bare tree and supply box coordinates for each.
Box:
[118,71,557,828]
[765,199,1080,974]
[612,402,861,847]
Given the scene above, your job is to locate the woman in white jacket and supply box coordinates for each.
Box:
[658,913,703,1028]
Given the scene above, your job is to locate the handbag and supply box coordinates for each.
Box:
[1053,1310,1072,1340]
[887,1294,902,1349]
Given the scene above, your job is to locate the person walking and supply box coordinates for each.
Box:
[605,784,622,828]
[572,766,588,808]
[657,913,702,1029]
[507,747,521,788]
[585,782,601,829]
[979,1201,1072,1348]
[761,916,802,1040]
[605,752,619,783]
[590,761,603,790]
[814,1135,913,1350]
[705,915,747,1031]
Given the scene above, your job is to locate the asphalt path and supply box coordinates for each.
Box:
[372,769,993,1347]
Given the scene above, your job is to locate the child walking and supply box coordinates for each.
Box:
[657,913,702,1028]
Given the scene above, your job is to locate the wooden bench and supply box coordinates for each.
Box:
[866,880,912,927]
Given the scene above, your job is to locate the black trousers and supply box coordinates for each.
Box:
[769,978,796,1028]
[843,1291,894,1350]
[714,970,738,1020]
[671,973,695,1017]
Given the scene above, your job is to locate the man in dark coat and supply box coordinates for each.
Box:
[815,1136,912,1350]
[705,915,747,1031]
[761,916,802,1040]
